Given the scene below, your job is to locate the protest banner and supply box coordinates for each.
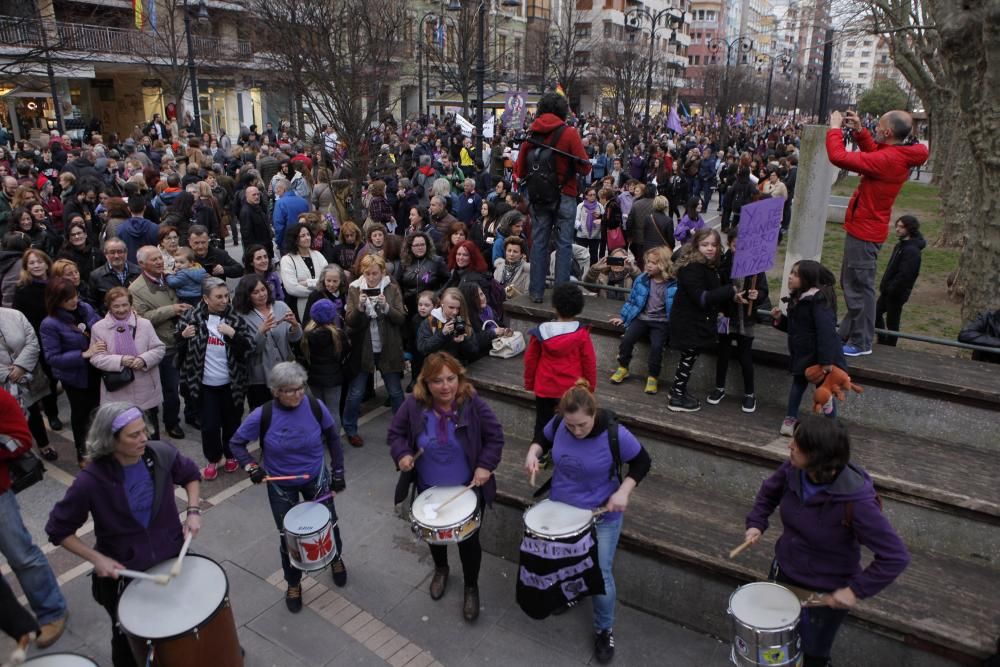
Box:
[730,196,785,279]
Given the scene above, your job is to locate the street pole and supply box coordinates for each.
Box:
[792,68,801,123]
[418,34,424,119]
[817,27,834,122]
[33,4,63,134]
[475,0,486,156]
[764,59,774,120]
[183,0,202,136]
[644,25,655,124]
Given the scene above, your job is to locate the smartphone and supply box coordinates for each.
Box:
[608,256,625,267]
[363,288,381,297]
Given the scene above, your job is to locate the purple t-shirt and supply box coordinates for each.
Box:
[415,410,471,491]
[122,461,154,528]
[545,417,641,518]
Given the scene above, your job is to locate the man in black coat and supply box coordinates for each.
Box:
[875,215,925,346]
[88,237,141,313]
[239,186,272,257]
[959,309,1000,364]
[187,225,244,279]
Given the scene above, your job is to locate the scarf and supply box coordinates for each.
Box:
[432,402,459,445]
[312,231,325,251]
[583,199,599,236]
[501,259,522,286]
[111,313,139,357]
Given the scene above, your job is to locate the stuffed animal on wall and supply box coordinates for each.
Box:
[804,364,864,414]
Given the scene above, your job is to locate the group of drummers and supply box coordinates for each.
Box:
[2,347,909,667]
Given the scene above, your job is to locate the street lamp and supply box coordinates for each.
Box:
[540,41,561,94]
[448,0,519,153]
[183,0,209,136]
[625,6,685,125]
[755,50,791,120]
[416,11,442,118]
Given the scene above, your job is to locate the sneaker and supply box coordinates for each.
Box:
[347,435,364,448]
[202,463,218,481]
[644,377,658,394]
[742,394,757,413]
[707,387,726,405]
[780,417,797,437]
[530,296,544,304]
[551,599,579,616]
[609,367,629,384]
[594,629,615,664]
[668,394,701,412]
[331,559,347,587]
[285,584,302,613]
[843,344,872,357]
[36,615,67,649]
[166,425,186,439]
[47,415,63,431]
[223,458,239,473]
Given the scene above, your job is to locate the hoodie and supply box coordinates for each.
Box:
[523,321,596,398]
[879,233,926,301]
[825,128,929,244]
[114,216,159,263]
[746,460,910,599]
[513,113,591,198]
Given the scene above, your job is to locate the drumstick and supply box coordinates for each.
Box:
[116,569,171,585]
[169,533,193,578]
[264,474,311,482]
[530,469,537,488]
[729,538,754,559]
[592,508,609,517]
[432,483,475,514]
[311,491,335,505]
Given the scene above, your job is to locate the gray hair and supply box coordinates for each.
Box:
[201,276,227,296]
[86,402,144,459]
[464,178,475,189]
[318,263,344,286]
[103,237,126,252]
[430,194,447,208]
[274,178,290,194]
[267,361,308,392]
[136,245,159,264]
[431,178,451,199]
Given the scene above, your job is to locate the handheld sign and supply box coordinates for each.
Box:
[730,197,785,279]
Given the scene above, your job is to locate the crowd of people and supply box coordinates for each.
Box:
[0,98,975,667]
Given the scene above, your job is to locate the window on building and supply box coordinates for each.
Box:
[707,10,715,21]
[847,40,857,46]
[693,55,700,65]
[859,61,869,68]
[697,9,704,20]
[863,40,872,46]
[861,51,871,57]
[845,51,854,58]
[578,0,593,9]
[575,51,589,66]
[576,23,591,38]
[604,21,613,38]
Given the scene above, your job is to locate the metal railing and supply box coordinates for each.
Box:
[0,14,251,60]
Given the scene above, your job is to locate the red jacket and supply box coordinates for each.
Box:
[513,114,592,198]
[0,389,32,493]
[523,321,596,398]
[825,128,928,244]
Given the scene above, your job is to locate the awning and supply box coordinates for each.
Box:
[0,86,52,98]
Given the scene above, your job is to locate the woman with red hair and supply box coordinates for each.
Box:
[442,240,503,321]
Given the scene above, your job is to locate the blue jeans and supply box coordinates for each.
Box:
[529,194,577,299]
[158,352,181,428]
[0,491,66,624]
[771,560,849,662]
[267,467,343,587]
[592,514,623,632]
[342,354,404,436]
[787,375,838,420]
[310,384,343,432]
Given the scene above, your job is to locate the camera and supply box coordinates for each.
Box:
[451,316,466,337]
[608,256,625,267]
[362,288,381,297]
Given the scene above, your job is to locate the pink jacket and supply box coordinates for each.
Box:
[90,312,166,410]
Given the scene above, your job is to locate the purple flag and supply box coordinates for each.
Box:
[667,106,683,134]
[733,110,744,126]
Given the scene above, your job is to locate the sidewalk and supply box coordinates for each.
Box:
[2,400,732,666]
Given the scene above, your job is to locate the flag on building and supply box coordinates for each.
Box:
[147,0,157,31]
[435,18,446,49]
[555,83,566,98]
[133,0,143,29]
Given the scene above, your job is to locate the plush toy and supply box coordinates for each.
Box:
[804,364,864,414]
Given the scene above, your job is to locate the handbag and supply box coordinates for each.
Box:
[489,330,526,359]
[5,443,45,494]
[607,227,626,251]
[102,366,135,392]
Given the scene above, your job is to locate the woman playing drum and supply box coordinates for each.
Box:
[388,352,504,622]
[45,402,202,667]
[229,361,347,613]
[743,416,910,667]
[523,380,651,665]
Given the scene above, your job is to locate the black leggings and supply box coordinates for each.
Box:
[91,575,137,667]
[199,384,241,463]
[429,530,482,588]
[533,396,559,444]
[715,334,755,395]
[64,383,100,461]
[671,348,700,398]
[26,403,50,449]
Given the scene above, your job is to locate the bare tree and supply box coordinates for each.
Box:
[547,0,599,98]
[596,42,650,129]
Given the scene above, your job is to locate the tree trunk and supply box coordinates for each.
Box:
[957,160,1000,320]
[934,123,972,249]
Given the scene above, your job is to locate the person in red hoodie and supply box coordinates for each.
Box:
[523,283,596,446]
[825,110,928,357]
[513,93,591,303]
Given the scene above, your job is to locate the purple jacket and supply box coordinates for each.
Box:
[39,303,100,389]
[745,460,910,599]
[46,441,201,572]
[388,394,504,506]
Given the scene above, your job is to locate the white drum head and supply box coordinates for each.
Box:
[118,555,227,639]
[729,582,801,629]
[284,502,331,534]
[524,500,594,538]
[24,655,99,666]
[412,486,477,527]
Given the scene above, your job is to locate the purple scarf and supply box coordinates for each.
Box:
[583,200,599,236]
[432,402,459,445]
[111,313,139,357]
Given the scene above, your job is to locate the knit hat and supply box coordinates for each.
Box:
[309,298,338,325]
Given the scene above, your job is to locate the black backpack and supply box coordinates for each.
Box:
[523,124,569,210]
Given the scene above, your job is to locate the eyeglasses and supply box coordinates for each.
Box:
[277,386,305,396]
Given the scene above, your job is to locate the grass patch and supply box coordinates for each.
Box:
[765,178,963,353]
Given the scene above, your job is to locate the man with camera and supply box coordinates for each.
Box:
[825,109,928,356]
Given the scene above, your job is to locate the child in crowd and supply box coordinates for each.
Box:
[667,228,741,412]
[301,299,348,428]
[674,197,706,245]
[771,260,846,435]
[707,227,769,413]
[167,247,207,307]
[524,284,597,446]
[407,291,438,391]
[609,246,677,394]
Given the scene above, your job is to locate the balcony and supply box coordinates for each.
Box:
[0,14,251,62]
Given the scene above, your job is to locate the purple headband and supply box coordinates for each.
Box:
[112,407,144,433]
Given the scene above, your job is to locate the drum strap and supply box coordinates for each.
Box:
[533,411,623,498]
[259,397,325,453]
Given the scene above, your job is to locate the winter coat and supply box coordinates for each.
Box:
[773,290,847,375]
[272,192,310,252]
[239,202,272,252]
[958,309,1000,364]
[304,326,348,388]
[388,393,504,506]
[113,217,159,264]
[575,202,604,241]
[523,321,596,399]
[128,274,181,352]
[879,234,925,303]
[57,244,105,285]
[89,262,142,312]
[39,303,100,389]
[175,301,255,406]
[668,262,734,351]
[239,300,303,386]
[194,246,243,281]
[825,128,929,244]
[746,460,910,598]
[618,274,677,328]
[0,307,50,407]
[416,307,481,364]
[717,251,769,336]
[493,258,530,298]
[397,256,449,311]
[344,275,406,374]
[512,113,592,198]
[90,312,165,409]
[12,281,49,333]
[280,250,329,321]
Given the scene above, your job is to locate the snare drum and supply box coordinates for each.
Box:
[411,485,481,544]
[728,582,802,667]
[23,655,99,666]
[117,554,243,667]
[283,501,338,571]
[523,500,595,540]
